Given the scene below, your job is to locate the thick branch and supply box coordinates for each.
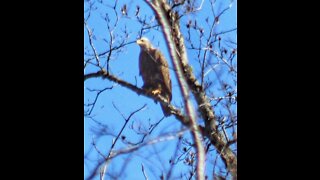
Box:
[145,0,237,179]
[145,1,205,179]
[84,69,189,125]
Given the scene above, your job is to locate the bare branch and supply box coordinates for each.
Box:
[84,20,102,69]
[85,86,114,116]
[110,129,188,158]
[144,0,237,179]
[166,134,183,179]
[84,69,189,125]
[141,163,149,180]
[100,104,147,180]
[145,1,206,179]
[89,128,189,180]
[84,41,136,64]
[133,116,166,145]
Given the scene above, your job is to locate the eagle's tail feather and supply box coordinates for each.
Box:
[160,103,171,117]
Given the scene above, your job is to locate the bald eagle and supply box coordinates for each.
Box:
[136,37,172,116]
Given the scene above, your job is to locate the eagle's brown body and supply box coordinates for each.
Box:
[136,37,172,116]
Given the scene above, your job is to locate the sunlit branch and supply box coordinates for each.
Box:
[110,129,188,157]
[92,128,190,180]
[141,163,149,180]
[145,0,205,179]
[84,20,102,69]
[144,0,237,179]
[221,117,229,142]
[84,69,190,125]
[194,0,205,11]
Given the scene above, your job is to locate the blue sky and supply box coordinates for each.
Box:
[84,0,237,179]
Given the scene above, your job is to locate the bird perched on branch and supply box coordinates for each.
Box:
[136,37,172,116]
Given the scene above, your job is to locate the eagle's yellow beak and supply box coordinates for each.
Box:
[136,39,142,45]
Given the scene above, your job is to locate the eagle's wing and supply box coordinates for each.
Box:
[148,48,172,101]
[138,40,172,116]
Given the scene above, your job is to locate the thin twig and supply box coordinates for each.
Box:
[85,86,114,115]
[84,20,102,69]
[100,104,147,180]
[141,163,149,180]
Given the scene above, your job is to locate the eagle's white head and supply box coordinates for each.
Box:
[136,37,153,50]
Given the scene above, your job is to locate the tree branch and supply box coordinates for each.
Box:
[84,69,190,126]
[141,163,149,180]
[100,104,147,180]
[145,0,206,179]
[145,0,237,179]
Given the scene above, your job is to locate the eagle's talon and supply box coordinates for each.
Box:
[151,89,161,95]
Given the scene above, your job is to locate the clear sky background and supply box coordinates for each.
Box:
[84,0,237,179]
